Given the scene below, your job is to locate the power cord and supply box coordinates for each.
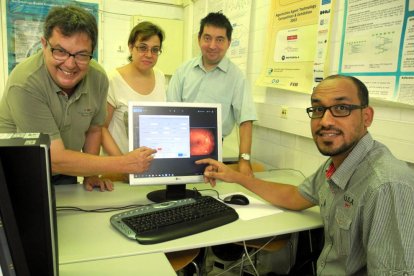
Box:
[56,188,222,213]
[268,167,307,179]
[241,240,260,276]
[214,235,278,276]
[56,204,144,213]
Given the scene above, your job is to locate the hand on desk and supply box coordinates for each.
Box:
[196,158,244,187]
[83,175,114,192]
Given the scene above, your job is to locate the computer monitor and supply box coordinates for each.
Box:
[128,102,222,203]
[0,133,58,276]
[0,159,30,276]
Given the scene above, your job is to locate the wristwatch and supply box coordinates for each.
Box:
[239,153,251,161]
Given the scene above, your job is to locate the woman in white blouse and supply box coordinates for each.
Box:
[102,21,166,156]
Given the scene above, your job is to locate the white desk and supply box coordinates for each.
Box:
[56,170,322,272]
[59,253,176,275]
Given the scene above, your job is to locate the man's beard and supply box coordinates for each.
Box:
[314,126,358,157]
[316,139,358,157]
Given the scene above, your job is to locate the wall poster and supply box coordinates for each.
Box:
[257,0,321,93]
[6,0,98,73]
[338,0,414,105]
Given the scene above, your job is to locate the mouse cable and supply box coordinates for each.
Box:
[191,187,222,200]
[56,204,144,213]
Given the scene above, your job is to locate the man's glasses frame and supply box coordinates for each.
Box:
[306,104,367,119]
[46,40,93,65]
[134,44,162,56]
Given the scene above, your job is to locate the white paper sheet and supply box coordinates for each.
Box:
[222,193,284,221]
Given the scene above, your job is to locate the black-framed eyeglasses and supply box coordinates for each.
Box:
[46,40,93,65]
[134,44,162,55]
[306,104,367,119]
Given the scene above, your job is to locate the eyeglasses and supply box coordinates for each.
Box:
[306,104,367,119]
[46,40,93,65]
[134,44,162,55]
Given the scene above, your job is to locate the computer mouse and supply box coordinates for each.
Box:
[223,194,250,205]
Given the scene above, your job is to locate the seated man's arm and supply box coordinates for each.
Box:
[196,158,315,211]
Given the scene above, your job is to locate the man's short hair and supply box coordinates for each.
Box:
[198,12,233,41]
[43,5,98,52]
[324,75,369,106]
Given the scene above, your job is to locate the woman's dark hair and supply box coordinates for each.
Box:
[127,21,165,62]
[43,5,98,52]
[198,12,233,41]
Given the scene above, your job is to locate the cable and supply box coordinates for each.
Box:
[268,168,307,179]
[56,204,144,213]
[192,188,222,200]
[242,241,260,276]
[56,188,222,213]
[214,236,278,276]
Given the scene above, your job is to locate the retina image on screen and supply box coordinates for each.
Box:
[128,102,222,203]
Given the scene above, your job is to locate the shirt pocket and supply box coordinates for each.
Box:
[334,208,352,256]
[75,106,95,132]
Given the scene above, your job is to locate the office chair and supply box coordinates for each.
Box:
[166,248,201,275]
[100,174,201,275]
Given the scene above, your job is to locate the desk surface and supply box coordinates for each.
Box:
[56,170,322,266]
[59,253,176,276]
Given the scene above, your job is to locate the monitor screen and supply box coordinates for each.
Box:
[128,101,222,202]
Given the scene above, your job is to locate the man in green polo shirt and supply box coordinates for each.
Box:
[0,5,156,190]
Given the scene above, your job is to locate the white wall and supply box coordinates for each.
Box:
[100,0,184,73]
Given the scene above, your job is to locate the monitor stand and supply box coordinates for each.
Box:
[147,184,200,203]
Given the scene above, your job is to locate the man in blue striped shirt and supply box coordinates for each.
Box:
[198,75,414,275]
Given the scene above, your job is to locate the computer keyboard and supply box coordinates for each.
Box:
[110,196,239,244]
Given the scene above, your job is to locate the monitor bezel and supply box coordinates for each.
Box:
[128,101,222,186]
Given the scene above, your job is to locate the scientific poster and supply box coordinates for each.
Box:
[338,0,414,105]
[257,0,320,93]
[6,0,98,73]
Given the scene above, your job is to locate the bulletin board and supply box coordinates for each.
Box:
[132,15,183,76]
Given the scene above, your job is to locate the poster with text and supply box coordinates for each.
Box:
[257,0,320,93]
[338,0,414,105]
